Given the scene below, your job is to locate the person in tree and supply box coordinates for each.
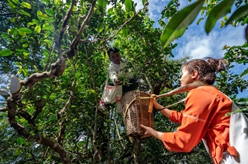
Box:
[99,47,138,114]
[107,47,138,96]
[140,57,238,164]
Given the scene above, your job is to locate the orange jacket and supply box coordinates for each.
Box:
[161,86,237,164]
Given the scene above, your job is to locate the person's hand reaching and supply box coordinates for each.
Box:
[114,79,123,85]
[140,124,163,140]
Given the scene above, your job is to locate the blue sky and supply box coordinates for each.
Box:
[134,0,245,59]
[133,0,247,97]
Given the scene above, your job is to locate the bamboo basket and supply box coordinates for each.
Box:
[121,90,154,138]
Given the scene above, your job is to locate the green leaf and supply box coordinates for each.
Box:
[125,0,132,12]
[55,0,61,5]
[19,27,32,34]
[8,28,18,35]
[197,17,204,25]
[41,0,49,5]
[17,137,24,145]
[32,19,40,25]
[18,31,26,37]
[22,44,28,48]
[242,16,248,25]
[160,0,204,49]
[237,98,248,105]
[11,0,19,4]
[241,68,248,77]
[98,0,108,10]
[16,48,29,53]
[44,39,53,46]
[205,0,235,34]
[19,9,31,17]
[27,19,40,26]
[121,28,129,37]
[225,4,248,26]
[89,89,96,94]
[142,0,148,6]
[35,25,41,33]
[0,49,13,57]
[45,9,55,16]
[37,10,43,20]
[42,23,54,31]
[21,2,31,9]
[1,32,9,38]
[242,43,248,48]
[50,93,56,100]
[7,0,17,9]
[27,22,36,26]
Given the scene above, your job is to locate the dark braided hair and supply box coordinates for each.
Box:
[107,47,120,58]
[182,57,228,85]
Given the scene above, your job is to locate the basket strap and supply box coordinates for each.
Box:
[157,98,186,111]
[123,81,207,118]
[157,81,207,98]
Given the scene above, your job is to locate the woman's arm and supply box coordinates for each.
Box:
[140,124,164,140]
[153,99,171,118]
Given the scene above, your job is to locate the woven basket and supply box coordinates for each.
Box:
[121,90,154,138]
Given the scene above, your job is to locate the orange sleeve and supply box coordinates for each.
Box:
[162,89,216,152]
[169,110,183,123]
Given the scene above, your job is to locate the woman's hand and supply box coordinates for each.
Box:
[140,124,163,140]
[147,95,171,118]
[140,124,154,136]
[153,98,162,109]
[147,94,162,109]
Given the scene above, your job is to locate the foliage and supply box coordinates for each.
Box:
[0,0,247,164]
[160,0,248,48]
[160,0,204,48]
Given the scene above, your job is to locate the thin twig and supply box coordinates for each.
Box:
[70,0,97,50]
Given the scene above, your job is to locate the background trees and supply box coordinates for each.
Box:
[0,0,247,163]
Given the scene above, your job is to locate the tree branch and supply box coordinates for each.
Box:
[114,117,125,149]
[107,8,144,41]
[70,0,96,50]
[20,56,66,87]
[0,107,7,112]
[59,0,77,44]
[57,87,74,145]
[79,4,148,44]
[7,95,72,163]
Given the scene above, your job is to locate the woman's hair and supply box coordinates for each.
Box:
[107,47,120,57]
[182,57,228,85]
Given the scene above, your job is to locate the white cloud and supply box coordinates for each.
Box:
[132,0,246,61]
[133,0,143,10]
[148,0,164,20]
[175,25,245,59]
[131,0,247,97]
[132,0,189,25]
[133,0,169,23]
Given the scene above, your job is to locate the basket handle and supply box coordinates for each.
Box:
[156,81,207,98]
[123,81,207,117]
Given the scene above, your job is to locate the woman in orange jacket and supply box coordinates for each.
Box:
[141,57,238,164]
